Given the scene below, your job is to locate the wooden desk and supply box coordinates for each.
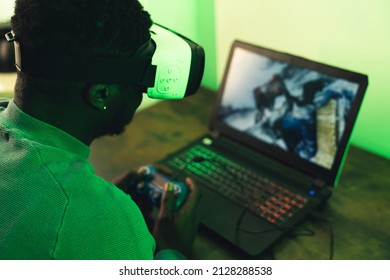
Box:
[90,87,390,260]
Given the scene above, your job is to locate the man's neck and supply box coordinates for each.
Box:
[14,96,95,146]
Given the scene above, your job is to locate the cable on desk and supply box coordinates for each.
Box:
[309,210,335,260]
[234,208,315,243]
[170,154,334,259]
[235,208,334,260]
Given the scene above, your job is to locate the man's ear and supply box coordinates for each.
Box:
[86,84,110,111]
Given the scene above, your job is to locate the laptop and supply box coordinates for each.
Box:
[160,40,368,257]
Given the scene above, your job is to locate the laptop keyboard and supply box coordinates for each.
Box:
[166,144,308,226]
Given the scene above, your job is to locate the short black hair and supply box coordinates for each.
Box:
[11,0,152,56]
[11,0,152,101]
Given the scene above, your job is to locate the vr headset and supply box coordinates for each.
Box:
[5,24,205,99]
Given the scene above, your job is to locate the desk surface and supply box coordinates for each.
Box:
[90,87,390,260]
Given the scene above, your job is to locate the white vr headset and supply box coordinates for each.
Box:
[5,24,205,99]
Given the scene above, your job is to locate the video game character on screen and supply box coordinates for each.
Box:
[217,48,359,169]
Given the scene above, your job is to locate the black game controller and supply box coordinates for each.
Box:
[136,165,188,211]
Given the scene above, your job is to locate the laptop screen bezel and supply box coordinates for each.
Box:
[209,40,368,186]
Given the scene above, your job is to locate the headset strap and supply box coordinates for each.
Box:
[5,31,156,85]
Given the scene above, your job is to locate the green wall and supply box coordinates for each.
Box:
[141,0,390,160]
[0,1,14,24]
[140,0,217,90]
[1,0,389,159]
[138,0,217,109]
[214,0,390,160]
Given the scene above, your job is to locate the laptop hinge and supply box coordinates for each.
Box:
[312,178,327,189]
[209,129,220,139]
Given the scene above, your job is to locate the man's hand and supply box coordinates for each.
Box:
[112,169,154,227]
[112,170,142,193]
[152,177,201,257]
[113,168,202,257]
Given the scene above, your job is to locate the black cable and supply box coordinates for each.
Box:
[235,208,315,245]
[175,152,333,259]
[234,207,336,260]
[180,156,316,242]
[309,211,335,260]
[172,150,335,260]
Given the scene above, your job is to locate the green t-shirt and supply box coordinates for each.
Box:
[0,100,156,259]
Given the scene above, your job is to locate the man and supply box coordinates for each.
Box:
[0,0,200,260]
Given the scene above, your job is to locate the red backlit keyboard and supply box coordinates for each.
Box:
[166,144,308,226]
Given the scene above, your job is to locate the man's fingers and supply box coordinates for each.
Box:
[180,177,201,215]
[158,183,176,219]
[186,177,201,201]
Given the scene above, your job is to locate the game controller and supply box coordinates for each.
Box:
[136,165,188,211]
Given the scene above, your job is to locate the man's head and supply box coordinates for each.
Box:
[11,0,152,57]
[11,0,153,142]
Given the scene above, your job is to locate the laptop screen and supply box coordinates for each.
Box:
[212,41,368,185]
